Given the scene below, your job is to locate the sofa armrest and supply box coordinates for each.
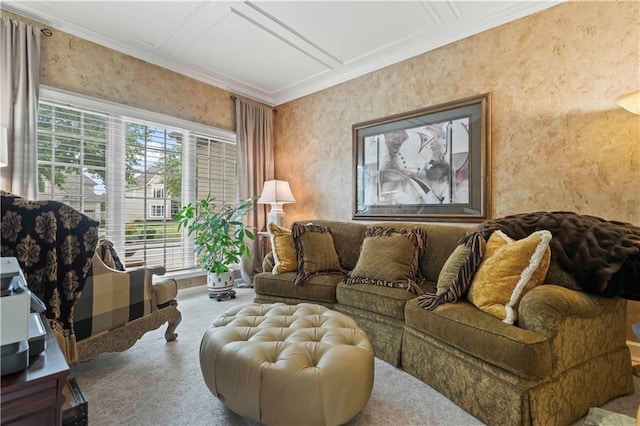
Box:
[518,285,623,338]
[518,284,627,372]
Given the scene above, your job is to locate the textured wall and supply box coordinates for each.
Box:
[274,1,640,226]
[2,9,234,131]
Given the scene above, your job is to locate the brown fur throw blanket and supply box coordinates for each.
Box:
[477,211,640,300]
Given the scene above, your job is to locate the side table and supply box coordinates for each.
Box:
[1,317,70,425]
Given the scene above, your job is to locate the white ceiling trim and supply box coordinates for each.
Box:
[268,0,563,105]
[3,1,562,107]
[229,6,336,71]
[246,1,343,66]
[420,2,443,26]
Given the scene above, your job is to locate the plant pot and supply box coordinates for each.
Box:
[207,271,234,294]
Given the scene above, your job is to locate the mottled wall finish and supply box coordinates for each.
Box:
[274,1,640,226]
[1,9,234,131]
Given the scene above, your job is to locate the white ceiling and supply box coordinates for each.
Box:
[4,1,561,106]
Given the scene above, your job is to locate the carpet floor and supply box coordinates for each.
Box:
[71,285,640,425]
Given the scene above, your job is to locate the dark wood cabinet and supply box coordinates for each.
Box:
[1,319,70,425]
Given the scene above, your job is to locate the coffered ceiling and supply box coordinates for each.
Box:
[3,1,561,106]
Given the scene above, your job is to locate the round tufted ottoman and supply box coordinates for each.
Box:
[199,303,374,426]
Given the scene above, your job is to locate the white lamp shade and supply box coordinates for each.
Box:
[258,180,295,204]
[0,127,8,168]
[616,90,640,115]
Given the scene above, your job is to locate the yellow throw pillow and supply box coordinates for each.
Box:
[467,230,552,324]
[267,223,296,274]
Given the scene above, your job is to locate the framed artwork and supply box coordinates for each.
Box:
[353,93,491,222]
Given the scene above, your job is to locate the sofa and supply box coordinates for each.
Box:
[0,191,181,364]
[253,217,636,426]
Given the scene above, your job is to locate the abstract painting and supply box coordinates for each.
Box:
[353,94,491,221]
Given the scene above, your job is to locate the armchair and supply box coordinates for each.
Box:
[73,240,182,363]
[0,191,181,364]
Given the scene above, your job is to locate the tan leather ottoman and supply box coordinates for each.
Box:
[200,303,374,426]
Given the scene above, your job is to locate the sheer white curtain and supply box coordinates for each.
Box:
[0,16,41,198]
[235,96,274,284]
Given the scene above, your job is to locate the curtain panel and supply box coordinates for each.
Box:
[0,16,41,199]
[235,96,274,283]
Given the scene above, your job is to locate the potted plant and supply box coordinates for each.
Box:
[174,195,256,299]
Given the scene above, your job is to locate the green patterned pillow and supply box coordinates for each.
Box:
[418,232,486,310]
[292,223,343,285]
[345,226,427,295]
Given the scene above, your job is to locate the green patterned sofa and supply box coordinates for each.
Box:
[253,219,634,426]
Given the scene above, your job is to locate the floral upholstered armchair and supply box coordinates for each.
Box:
[0,191,181,363]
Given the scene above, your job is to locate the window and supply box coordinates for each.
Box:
[149,204,165,218]
[36,87,237,272]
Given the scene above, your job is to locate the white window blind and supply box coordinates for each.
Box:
[36,87,237,272]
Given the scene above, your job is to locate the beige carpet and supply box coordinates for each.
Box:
[71,286,639,425]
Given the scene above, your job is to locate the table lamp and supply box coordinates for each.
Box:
[258,180,295,227]
[616,89,640,115]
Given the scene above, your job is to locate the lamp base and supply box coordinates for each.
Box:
[267,203,287,228]
[267,209,285,228]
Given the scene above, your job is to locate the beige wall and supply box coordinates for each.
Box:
[2,9,234,131]
[274,1,640,226]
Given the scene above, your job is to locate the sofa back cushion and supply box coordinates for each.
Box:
[294,221,472,282]
[305,220,367,270]
[373,223,472,282]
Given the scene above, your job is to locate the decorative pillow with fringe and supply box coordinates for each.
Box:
[292,223,343,286]
[418,232,486,311]
[345,226,427,295]
[467,229,552,324]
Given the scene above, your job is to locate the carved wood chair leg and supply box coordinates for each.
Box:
[165,309,182,342]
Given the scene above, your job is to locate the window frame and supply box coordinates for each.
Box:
[37,86,238,272]
[149,204,165,218]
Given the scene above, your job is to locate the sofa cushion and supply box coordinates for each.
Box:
[292,223,343,286]
[154,278,178,306]
[345,226,427,295]
[467,230,552,324]
[254,271,342,304]
[337,281,432,320]
[267,223,296,274]
[404,298,552,379]
[309,220,367,270]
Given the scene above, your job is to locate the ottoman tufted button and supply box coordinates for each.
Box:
[200,302,374,426]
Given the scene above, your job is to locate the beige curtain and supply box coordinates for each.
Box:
[0,16,41,199]
[235,96,274,285]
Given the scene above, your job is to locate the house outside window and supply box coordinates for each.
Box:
[36,87,238,272]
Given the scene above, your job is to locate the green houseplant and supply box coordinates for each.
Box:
[175,196,256,297]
